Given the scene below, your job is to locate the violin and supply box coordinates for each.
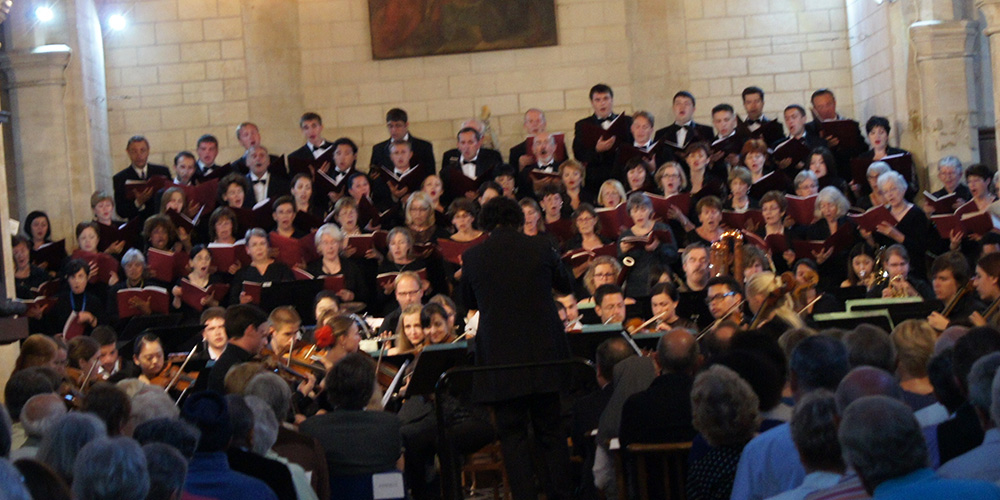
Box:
[749,272,797,330]
[941,282,975,318]
[626,311,668,335]
[149,348,200,396]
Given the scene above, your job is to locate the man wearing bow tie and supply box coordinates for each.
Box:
[520,132,562,195]
[737,87,785,146]
[613,111,674,184]
[509,109,567,170]
[231,122,287,179]
[440,126,502,205]
[369,108,436,173]
[653,91,715,153]
[194,134,231,182]
[288,112,334,165]
[771,104,829,171]
[573,84,633,197]
[245,145,291,206]
[112,135,172,220]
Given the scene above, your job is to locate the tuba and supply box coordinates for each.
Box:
[708,230,745,282]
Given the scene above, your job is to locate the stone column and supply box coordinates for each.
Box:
[977,0,1000,165]
[0,46,83,240]
[909,20,979,191]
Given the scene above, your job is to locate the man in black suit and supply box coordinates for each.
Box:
[772,104,829,172]
[619,328,701,500]
[230,122,287,178]
[245,145,291,206]
[737,86,785,145]
[287,112,334,168]
[112,135,172,220]
[573,83,633,197]
[204,304,270,394]
[461,196,574,499]
[195,134,232,181]
[520,132,562,196]
[440,126,503,205]
[369,140,430,208]
[805,89,867,179]
[370,108,435,173]
[509,108,567,171]
[613,111,675,185]
[654,91,715,153]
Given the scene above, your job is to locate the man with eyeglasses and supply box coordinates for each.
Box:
[705,275,745,326]
[377,271,424,336]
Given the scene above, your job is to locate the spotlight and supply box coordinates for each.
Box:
[34,6,54,22]
[108,14,126,31]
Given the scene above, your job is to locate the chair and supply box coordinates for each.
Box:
[461,440,511,500]
[615,441,692,500]
[329,471,406,500]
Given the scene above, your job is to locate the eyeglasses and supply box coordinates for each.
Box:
[661,173,681,179]
[576,215,596,222]
[705,291,737,304]
[594,272,617,279]
[397,289,421,297]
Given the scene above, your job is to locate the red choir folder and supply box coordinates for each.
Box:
[166,179,219,214]
[595,203,633,239]
[561,243,618,268]
[116,286,170,318]
[576,114,632,152]
[287,150,335,178]
[785,194,818,225]
[545,218,575,243]
[792,224,854,261]
[376,269,428,290]
[932,211,1000,239]
[437,235,487,265]
[179,279,230,311]
[18,296,56,317]
[523,132,568,164]
[954,200,980,217]
[242,282,262,304]
[741,230,769,250]
[147,248,189,283]
[96,218,142,252]
[70,250,119,284]
[528,169,562,182]
[619,229,674,246]
[30,279,60,298]
[749,172,787,199]
[648,192,691,219]
[923,191,962,215]
[722,210,765,231]
[31,239,67,271]
[207,242,251,273]
[445,165,494,196]
[847,205,898,233]
[269,232,316,268]
[770,137,812,168]
[380,165,427,194]
[764,233,790,254]
[849,153,914,185]
[165,208,202,234]
[124,175,169,200]
[818,119,863,151]
[344,234,376,254]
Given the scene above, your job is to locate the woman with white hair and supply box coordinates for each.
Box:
[862,170,931,279]
[806,186,853,288]
[854,161,891,210]
[305,223,367,306]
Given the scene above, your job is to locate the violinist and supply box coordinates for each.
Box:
[554,292,584,332]
[92,326,128,380]
[744,271,806,338]
[267,306,304,358]
[649,282,696,331]
[66,336,101,388]
[791,259,839,317]
[423,303,456,344]
[316,312,363,370]
[387,304,426,355]
[927,251,982,330]
[133,333,166,385]
[706,276,745,326]
[204,304,270,394]
[199,306,228,366]
[593,285,627,325]
[971,252,1000,327]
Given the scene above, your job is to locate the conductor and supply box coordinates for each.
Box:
[460,196,574,499]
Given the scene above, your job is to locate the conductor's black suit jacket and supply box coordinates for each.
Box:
[460,227,574,403]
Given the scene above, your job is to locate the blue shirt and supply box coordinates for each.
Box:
[184,451,278,500]
[874,468,1000,500]
[730,423,805,500]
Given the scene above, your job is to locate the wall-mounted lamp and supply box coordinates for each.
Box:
[34,5,53,22]
[108,14,126,31]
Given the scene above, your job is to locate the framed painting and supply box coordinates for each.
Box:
[369,0,558,60]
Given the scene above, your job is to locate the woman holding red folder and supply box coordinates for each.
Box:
[807,186,854,290]
[227,228,295,305]
[861,171,931,280]
[306,223,367,307]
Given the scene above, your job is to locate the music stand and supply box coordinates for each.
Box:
[569,323,625,361]
[812,310,893,332]
[631,331,665,351]
[846,297,943,326]
[261,279,326,324]
[405,342,471,396]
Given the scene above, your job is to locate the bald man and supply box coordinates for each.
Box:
[619,329,701,447]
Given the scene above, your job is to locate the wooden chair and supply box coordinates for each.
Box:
[614,441,693,500]
[461,440,511,500]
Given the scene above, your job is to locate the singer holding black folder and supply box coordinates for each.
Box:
[461,196,574,499]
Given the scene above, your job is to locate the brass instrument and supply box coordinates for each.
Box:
[708,230,745,282]
[887,275,916,298]
[870,246,890,289]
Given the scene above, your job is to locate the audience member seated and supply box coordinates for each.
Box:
[72,436,150,500]
[36,412,107,484]
[10,393,66,460]
[937,352,1000,481]
[766,391,844,500]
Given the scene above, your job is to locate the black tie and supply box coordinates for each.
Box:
[746,119,761,125]
[252,179,265,185]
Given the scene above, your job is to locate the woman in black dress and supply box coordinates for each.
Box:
[306,223,368,309]
[228,228,295,304]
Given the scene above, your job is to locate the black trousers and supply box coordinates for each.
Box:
[492,392,572,500]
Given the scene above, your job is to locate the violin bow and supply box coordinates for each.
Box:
[165,344,199,394]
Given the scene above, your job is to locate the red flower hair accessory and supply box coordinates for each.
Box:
[314,325,334,349]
